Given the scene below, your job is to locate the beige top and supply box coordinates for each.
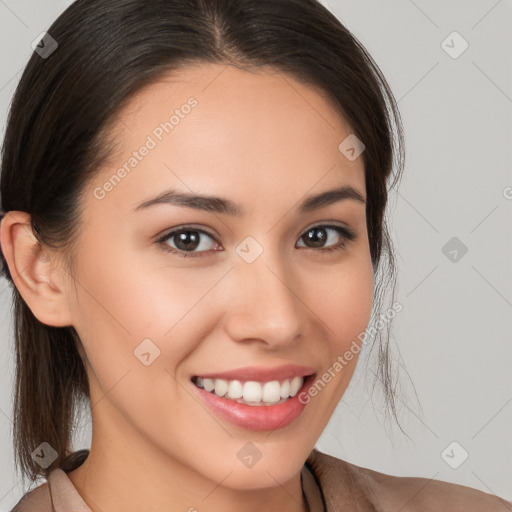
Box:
[10,448,512,511]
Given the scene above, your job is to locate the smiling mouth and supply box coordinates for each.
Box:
[191,374,315,406]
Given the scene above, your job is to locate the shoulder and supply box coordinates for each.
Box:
[307,448,512,511]
[9,481,52,512]
[363,464,512,511]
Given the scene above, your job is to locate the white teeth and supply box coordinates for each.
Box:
[262,380,281,403]
[243,381,262,402]
[203,378,214,392]
[214,378,229,397]
[227,380,243,399]
[290,376,303,397]
[194,376,305,404]
[280,379,290,399]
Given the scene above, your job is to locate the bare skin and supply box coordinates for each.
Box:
[1,63,373,512]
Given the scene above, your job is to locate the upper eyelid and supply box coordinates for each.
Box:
[159,222,351,239]
[157,225,217,242]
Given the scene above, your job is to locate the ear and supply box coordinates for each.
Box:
[0,211,74,327]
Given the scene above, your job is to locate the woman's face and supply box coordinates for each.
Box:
[64,63,373,490]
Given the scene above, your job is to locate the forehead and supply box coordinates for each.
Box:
[88,63,366,214]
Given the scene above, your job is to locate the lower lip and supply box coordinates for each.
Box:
[191,374,315,431]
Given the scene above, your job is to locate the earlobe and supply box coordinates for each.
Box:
[0,210,74,327]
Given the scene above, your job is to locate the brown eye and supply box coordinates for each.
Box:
[157,227,219,257]
[296,225,356,252]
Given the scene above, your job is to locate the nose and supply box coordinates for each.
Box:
[222,249,308,350]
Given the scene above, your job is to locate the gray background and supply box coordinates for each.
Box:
[0,0,511,508]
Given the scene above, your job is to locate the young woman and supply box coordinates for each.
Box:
[1,1,510,511]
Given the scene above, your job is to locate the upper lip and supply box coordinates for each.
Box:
[193,364,316,382]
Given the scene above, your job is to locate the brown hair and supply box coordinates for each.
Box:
[0,0,405,484]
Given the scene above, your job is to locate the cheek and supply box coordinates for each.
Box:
[69,239,226,391]
[306,256,374,404]
[312,257,374,348]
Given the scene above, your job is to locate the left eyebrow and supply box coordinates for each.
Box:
[133,184,366,216]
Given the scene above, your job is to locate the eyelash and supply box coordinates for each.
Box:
[156,224,357,258]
